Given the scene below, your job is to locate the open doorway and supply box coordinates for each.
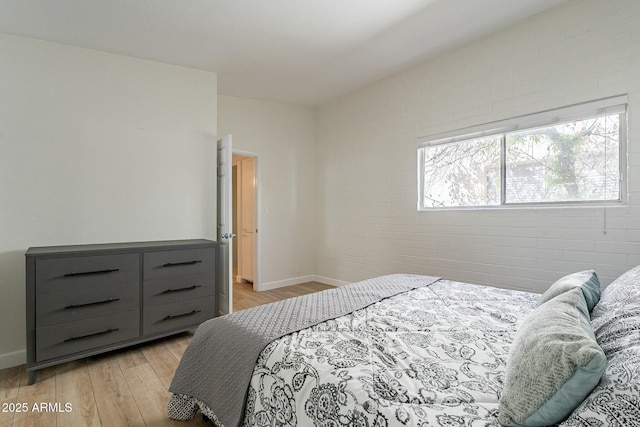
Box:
[232,153,258,295]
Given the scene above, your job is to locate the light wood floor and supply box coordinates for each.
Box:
[232,280,333,312]
[0,281,333,427]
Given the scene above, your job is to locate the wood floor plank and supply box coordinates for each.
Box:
[0,398,17,427]
[55,360,100,427]
[0,366,24,427]
[12,367,57,427]
[0,365,23,401]
[122,363,205,427]
[140,341,181,389]
[116,346,149,372]
[163,332,193,362]
[86,354,145,427]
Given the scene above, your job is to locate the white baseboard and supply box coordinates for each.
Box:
[258,275,350,291]
[313,275,350,287]
[0,349,25,370]
[259,275,317,291]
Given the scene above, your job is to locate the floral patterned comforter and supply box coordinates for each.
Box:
[240,279,539,427]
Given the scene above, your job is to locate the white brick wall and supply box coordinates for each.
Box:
[315,0,640,293]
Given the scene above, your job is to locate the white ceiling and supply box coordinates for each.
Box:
[0,0,568,106]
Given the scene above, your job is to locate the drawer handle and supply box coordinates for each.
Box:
[65,298,121,309]
[163,310,201,321]
[64,328,119,342]
[162,260,202,268]
[64,268,120,277]
[161,285,202,294]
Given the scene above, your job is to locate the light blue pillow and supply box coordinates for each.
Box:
[537,270,600,312]
[499,287,606,426]
[561,265,640,425]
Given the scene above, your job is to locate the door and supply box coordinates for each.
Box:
[238,157,256,283]
[217,135,235,314]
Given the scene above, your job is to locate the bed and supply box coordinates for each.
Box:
[167,269,640,427]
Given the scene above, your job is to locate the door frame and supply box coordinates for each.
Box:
[232,149,261,291]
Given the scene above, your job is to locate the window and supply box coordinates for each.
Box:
[417,96,627,209]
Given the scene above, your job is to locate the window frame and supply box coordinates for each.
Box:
[417,95,628,210]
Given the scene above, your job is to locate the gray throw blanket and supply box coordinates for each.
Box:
[168,274,439,427]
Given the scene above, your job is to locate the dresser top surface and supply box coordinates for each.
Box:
[26,239,218,256]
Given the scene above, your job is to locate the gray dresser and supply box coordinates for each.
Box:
[25,239,219,384]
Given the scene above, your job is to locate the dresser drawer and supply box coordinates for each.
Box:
[35,254,139,294]
[35,310,140,362]
[143,248,215,280]
[143,272,214,307]
[36,283,139,327]
[143,297,215,336]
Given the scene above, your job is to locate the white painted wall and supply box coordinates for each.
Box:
[315,0,640,292]
[0,34,218,367]
[218,95,316,289]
